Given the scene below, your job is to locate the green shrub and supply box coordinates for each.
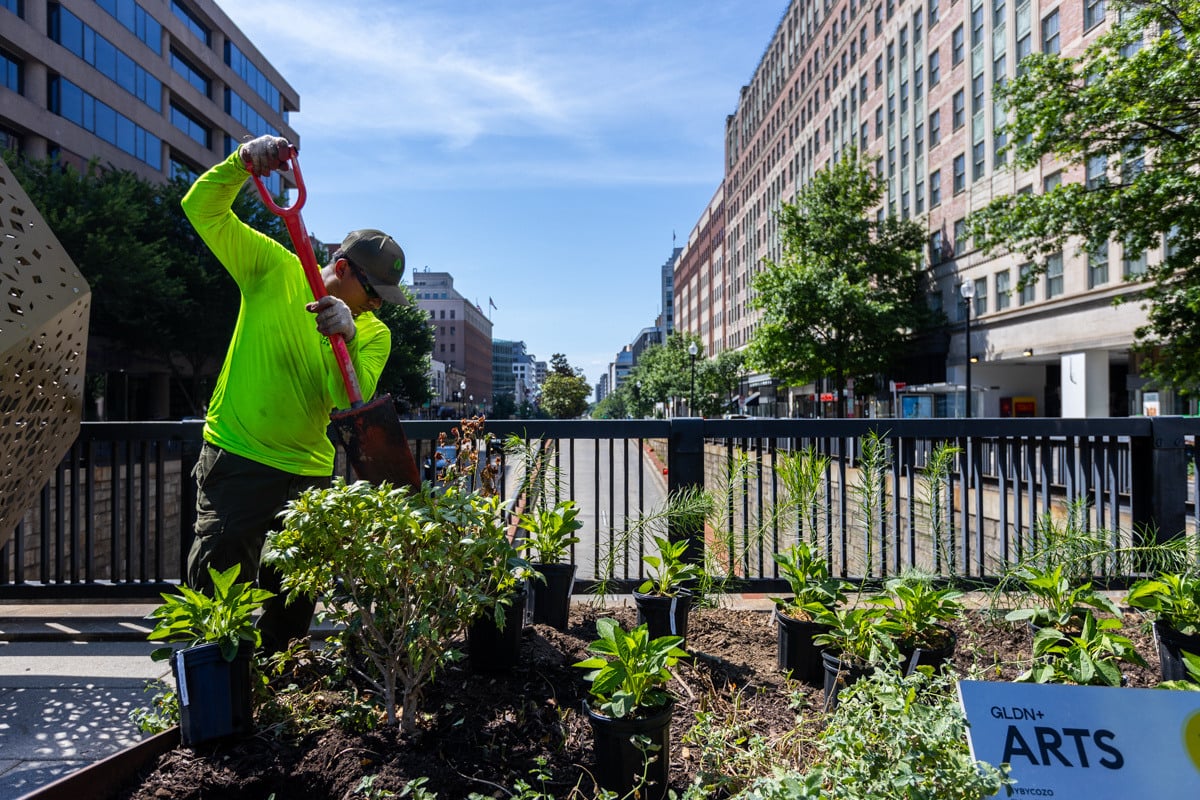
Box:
[268,479,512,732]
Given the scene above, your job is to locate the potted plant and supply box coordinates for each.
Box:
[574,617,687,800]
[517,500,583,630]
[1126,571,1200,684]
[813,605,905,711]
[870,574,964,672]
[1002,563,1122,634]
[770,540,849,685]
[147,563,274,745]
[634,535,704,647]
[1016,610,1147,686]
[467,496,537,672]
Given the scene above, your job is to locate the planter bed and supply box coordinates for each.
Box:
[65,606,1164,800]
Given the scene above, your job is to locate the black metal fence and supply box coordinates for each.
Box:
[2,416,1197,599]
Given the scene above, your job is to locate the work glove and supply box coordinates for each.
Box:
[307,296,356,343]
[239,135,292,177]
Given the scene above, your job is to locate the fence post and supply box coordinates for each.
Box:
[667,418,706,562]
[1130,416,1188,547]
[178,435,202,584]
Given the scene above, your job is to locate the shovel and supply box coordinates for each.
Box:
[244,147,421,490]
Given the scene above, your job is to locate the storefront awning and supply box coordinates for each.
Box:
[744,392,761,406]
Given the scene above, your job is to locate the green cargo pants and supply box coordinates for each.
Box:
[186,442,331,655]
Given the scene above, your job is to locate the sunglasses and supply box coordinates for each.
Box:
[346,259,380,301]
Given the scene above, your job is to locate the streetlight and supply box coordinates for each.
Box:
[687,341,699,416]
[460,380,467,417]
[634,380,642,419]
[959,279,975,418]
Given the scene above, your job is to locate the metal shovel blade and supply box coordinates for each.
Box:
[329,394,421,489]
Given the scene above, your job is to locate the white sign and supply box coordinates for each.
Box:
[958,680,1200,798]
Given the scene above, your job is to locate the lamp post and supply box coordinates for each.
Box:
[688,341,698,416]
[459,379,467,417]
[634,380,642,419]
[959,279,975,418]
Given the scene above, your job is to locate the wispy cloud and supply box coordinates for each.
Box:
[224,1,763,188]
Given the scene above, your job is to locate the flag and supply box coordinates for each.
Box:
[489,297,498,310]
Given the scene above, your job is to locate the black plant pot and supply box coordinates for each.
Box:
[899,625,958,674]
[633,590,692,647]
[1154,619,1200,684]
[468,587,528,672]
[587,701,674,800]
[774,607,828,686]
[530,562,576,630]
[171,641,254,746]
[821,650,874,712]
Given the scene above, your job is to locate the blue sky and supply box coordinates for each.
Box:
[222,1,789,389]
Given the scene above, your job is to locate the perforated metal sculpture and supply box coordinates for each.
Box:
[0,158,91,551]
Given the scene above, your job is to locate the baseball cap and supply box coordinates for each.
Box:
[340,229,407,304]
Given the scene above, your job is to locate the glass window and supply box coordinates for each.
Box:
[171,103,210,147]
[172,0,211,46]
[93,0,161,54]
[930,169,942,206]
[48,75,161,169]
[930,0,940,24]
[973,141,986,180]
[952,24,965,64]
[971,2,985,47]
[996,270,1012,309]
[1042,9,1061,54]
[930,110,941,146]
[916,121,925,157]
[955,217,969,252]
[225,40,281,111]
[930,50,941,85]
[876,55,884,87]
[1088,242,1109,288]
[953,90,965,128]
[1085,0,1105,30]
[875,4,884,34]
[171,49,210,97]
[876,105,884,136]
[1019,263,1037,304]
[930,230,945,265]
[1086,154,1107,189]
[1043,170,1062,191]
[225,88,279,138]
[972,73,985,114]
[1123,242,1147,277]
[1,47,21,93]
[1046,251,1064,297]
[953,154,966,192]
[973,277,988,315]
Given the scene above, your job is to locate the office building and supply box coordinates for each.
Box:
[681,0,1178,417]
[411,269,493,410]
[1,0,298,191]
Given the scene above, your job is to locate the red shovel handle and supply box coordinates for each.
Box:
[245,147,364,406]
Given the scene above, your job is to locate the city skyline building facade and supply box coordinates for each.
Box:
[680,0,1182,417]
[411,269,494,410]
[1,0,299,419]
[1,0,298,191]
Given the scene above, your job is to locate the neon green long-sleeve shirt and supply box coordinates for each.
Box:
[182,151,390,475]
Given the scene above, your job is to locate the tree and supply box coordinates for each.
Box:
[698,349,746,417]
[967,0,1200,391]
[629,333,705,415]
[374,288,435,416]
[540,354,590,418]
[747,152,933,416]
[490,392,516,420]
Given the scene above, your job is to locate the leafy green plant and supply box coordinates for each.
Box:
[146,563,274,663]
[774,445,831,548]
[574,617,687,719]
[921,441,961,575]
[793,669,1009,800]
[638,535,704,597]
[1002,563,1122,632]
[1159,650,1200,691]
[853,430,890,578]
[268,479,517,731]
[1017,611,1147,687]
[770,540,848,620]
[812,606,904,668]
[870,573,963,651]
[1126,571,1200,636]
[517,500,583,564]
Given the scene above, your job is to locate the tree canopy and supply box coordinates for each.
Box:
[540,353,590,418]
[747,152,934,416]
[967,0,1200,391]
[374,289,435,414]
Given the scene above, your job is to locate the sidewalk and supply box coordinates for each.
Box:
[0,603,165,800]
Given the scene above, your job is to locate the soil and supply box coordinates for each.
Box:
[116,603,1167,800]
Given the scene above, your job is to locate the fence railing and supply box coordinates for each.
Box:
[2,417,1197,599]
